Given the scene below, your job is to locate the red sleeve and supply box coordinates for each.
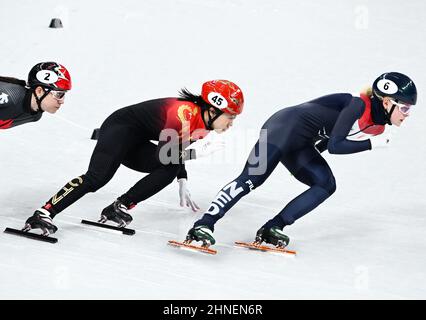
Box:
[0,119,13,129]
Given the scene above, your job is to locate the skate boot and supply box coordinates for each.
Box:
[255,226,290,248]
[24,209,58,236]
[99,199,133,227]
[186,225,216,247]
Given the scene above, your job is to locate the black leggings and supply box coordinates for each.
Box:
[44,113,180,216]
[194,139,336,230]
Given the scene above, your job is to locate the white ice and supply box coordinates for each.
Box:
[1,0,425,299]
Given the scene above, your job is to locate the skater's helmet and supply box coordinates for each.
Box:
[201,80,244,115]
[372,72,417,105]
[28,62,72,91]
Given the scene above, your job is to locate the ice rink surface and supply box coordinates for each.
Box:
[1,0,425,299]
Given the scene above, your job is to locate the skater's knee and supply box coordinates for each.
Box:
[328,177,337,195]
[317,174,336,196]
[83,172,110,192]
[325,175,336,195]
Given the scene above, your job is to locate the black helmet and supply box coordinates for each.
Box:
[372,72,417,105]
[27,62,72,91]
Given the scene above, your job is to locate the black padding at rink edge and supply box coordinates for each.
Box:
[0,300,422,318]
[91,128,100,140]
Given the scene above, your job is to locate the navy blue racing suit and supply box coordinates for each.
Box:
[194,93,389,231]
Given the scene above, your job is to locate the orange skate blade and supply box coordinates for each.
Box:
[234,241,296,255]
[168,240,217,255]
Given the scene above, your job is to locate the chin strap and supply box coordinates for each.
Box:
[383,104,396,125]
[372,93,395,126]
[202,107,223,130]
[32,88,50,111]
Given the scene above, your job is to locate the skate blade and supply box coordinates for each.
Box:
[234,241,296,255]
[168,240,217,255]
[81,220,135,235]
[4,227,58,243]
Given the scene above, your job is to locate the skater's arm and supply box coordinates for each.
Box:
[155,140,195,165]
[327,97,372,154]
[0,97,15,114]
[0,103,19,128]
[177,163,188,180]
[0,102,15,128]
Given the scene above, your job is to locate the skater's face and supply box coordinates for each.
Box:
[210,110,236,133]
[383,97,410,127]
[35,87,66,114]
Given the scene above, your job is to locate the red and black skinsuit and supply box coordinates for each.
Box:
[0,78,43,129]
[43,98,210,217]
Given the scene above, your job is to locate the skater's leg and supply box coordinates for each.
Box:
[263,147,336,229]
[96,141,182,226]
[121,141,159,173]
[40,123,137,217]
[194,139,283,231]
[116,141,181,206]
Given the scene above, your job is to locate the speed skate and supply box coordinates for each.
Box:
[168,240,217,255]
[234,241,297,255]
[3,227,58,244]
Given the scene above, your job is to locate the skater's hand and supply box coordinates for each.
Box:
[194,140,226,158]
[178,178,200,212]
[370,133,392,149]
